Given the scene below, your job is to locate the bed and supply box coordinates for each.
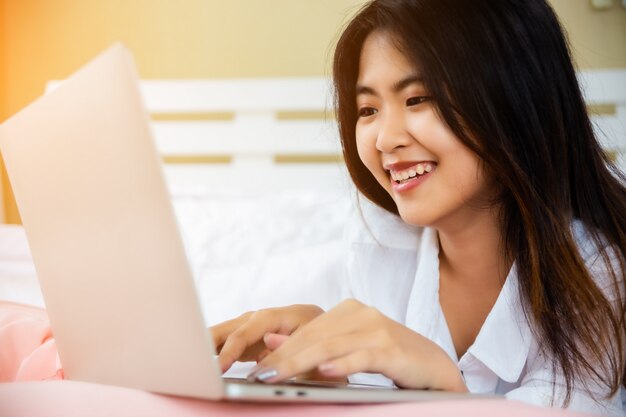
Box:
[0,70,624,416]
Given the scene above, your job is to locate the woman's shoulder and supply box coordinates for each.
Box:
[570,219,620,267]
[570,219,606,260]
[342,196,427,317]
[570,219,624,301]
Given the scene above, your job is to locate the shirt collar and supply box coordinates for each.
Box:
[404,228,532,384]
[465,264,532,383]
[404,227,441,336]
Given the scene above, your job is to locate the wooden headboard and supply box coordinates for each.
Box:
[40,70,626,202]
[141,72,626,196]
[139,78,348,196]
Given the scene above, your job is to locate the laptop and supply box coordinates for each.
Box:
[0,44,483,403]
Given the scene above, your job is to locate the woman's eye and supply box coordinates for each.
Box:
[406,96,430,107]
[358,107,378,118]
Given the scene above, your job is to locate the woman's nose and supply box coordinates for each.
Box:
[375,111,413,153]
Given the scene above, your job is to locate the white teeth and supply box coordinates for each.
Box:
[389,162,434,182]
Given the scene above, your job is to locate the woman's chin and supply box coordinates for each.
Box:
[397,208,432,228]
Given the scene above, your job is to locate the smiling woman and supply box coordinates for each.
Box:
[211,0,626,415]
[0,0,624,223]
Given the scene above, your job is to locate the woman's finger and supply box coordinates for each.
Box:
[212,305,325,373]
[263,333,289,351]
[218,307,313,372]
[218,311,281,371]
[318,334,466,391]
[316,349,382,379]
[259,300,383,367]
[252,330,383,383]
[209,312,253,351]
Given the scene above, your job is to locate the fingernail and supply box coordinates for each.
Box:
[256,368,279,382]
[248,367,279,382]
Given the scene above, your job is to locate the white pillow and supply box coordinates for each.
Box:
[0,189,356,317]
[0,225,43,307]
[171,188,354,324]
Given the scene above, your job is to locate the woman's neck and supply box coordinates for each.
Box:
[436,205,510,287]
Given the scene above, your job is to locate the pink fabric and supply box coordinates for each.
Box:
[0,301,63,382]
[0,381,595,417]
[0,301,594,417]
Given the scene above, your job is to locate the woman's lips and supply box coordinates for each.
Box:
[390,165,435,193]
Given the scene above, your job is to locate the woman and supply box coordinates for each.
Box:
[211,0,626,414]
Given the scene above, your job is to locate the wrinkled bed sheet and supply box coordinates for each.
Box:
[0,190,354,323]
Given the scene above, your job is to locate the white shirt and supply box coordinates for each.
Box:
[343,198,625,416]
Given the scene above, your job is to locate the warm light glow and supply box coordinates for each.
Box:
[0,0,624,224]
[0,0,366,224]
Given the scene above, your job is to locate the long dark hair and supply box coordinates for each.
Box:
[333,0,626,405]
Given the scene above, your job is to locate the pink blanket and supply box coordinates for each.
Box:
[0,301,63,382]
[0,301,592,417]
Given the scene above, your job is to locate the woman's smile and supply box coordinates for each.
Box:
[387,161,437,193]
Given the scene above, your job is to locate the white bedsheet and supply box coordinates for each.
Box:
[0,225,43,307]
[0,188,356,325]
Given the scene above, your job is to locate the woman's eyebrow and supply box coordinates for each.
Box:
[356,85,377,97]
[356,74,424,97]
[393,74,424,92]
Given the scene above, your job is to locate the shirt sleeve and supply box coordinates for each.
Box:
[340,195,422,306]
[505,350,624,416]
[572,220,625,305]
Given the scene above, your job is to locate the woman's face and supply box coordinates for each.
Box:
[355,31,493,229]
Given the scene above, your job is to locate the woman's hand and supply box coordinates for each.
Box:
[247,299,468,392]
[209,304,324,373]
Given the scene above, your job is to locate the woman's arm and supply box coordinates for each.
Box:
[247,298,467,392]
